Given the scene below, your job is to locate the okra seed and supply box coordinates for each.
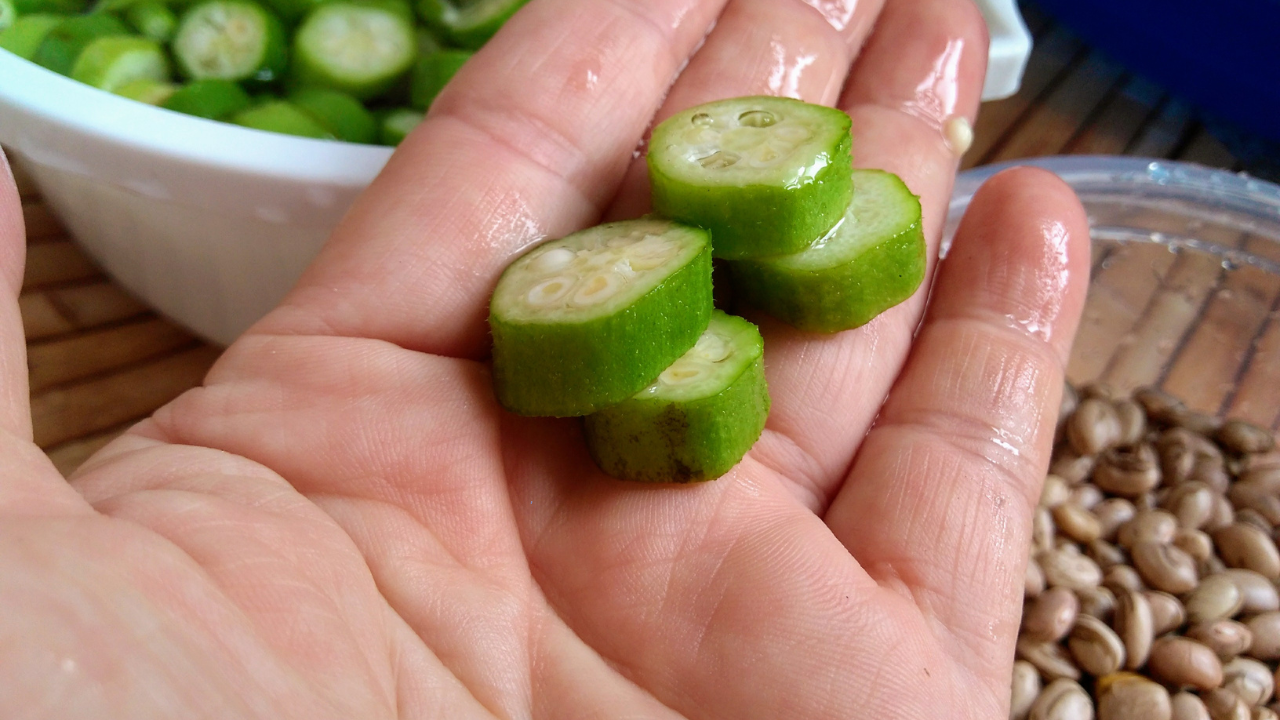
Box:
[737,109,777,127]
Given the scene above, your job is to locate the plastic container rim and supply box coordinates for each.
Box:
[948,156,1280,275]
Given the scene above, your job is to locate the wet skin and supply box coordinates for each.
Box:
[0,0,1091,717]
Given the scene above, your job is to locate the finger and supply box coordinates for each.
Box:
[605,0,884,221]
[825,168,1091,697]
[0,150,89,513]
[746,0,989,509]
[0,151,29,439]
[254,0,730,358]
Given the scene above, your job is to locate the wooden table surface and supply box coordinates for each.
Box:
[13,3,1279,477]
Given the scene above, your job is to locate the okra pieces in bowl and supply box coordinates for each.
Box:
[488,96,928,483]
[0,0,533,144]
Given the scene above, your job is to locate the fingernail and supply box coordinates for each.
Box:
[0,147,12,187]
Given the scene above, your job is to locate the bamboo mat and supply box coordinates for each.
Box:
[13,3,1279,477]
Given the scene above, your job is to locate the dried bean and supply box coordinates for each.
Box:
[1023,587,1080,643]
[1056,503,1104,543]
[1012,660,1042,720]
[1215,524,1280,579]
[1177,529,1218,563]
[1222,657,1274,707]
[1187,620,1254,662]
[1203,688,1251,720]
[1219,420,1277,455]
[1171,691,1212,720]
[1202,497,1237,535]
[1164,482,1218,530]
[1147,590,1188,635]
[1184,575,1246,624]
[1040,548,1104,590]
[1070,484,1106,511]
[1069,615,1127,676]
[1095,499,1138,542]
[1147,637,1224,690]
[1018,637,1083,681]
[1041,474,1072,508]
[1229,482,1280,527]
[1218,570,1280,614]
[1115,588,1155,670]
[1132,541,1199,594]
[1030,678,1095,720]
[1104,565,1144,594]
[1096,444,1163,497]
[1114,400,1149,447]
[1053,453,1098,485]
[1245,613,1280,661]
[1071,398,1123,456]
[1135,387,1186,426]
[1096,672,1171,720]
[1119,510,1180,549]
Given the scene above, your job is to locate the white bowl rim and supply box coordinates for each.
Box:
[0,49,393,186]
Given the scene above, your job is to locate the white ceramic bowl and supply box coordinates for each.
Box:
[0,51,393,345]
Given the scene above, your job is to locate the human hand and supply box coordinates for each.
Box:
[0,0,1092,717]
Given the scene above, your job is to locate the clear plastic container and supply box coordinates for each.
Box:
[946,156,1280,432]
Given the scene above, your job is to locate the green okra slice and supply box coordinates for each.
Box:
[376,106,421,145]
[490,218,713,418]
[161,78,252,119]
[125,0,178,41]
[0,0,16,33]
[409,48,469,110]
[172,0,287,84]
[232,99,333,138]
[113,78,178,104]
[584,310,769,483]
[71,36,170,92]
[291,1,416,100]
[32,13,128,75]
[0,14,63,58]
[415,0,526,49]
[729,169,925,333]
[648,96,854,260]
[289,88,377,143]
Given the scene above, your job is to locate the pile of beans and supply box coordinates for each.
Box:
[1014,383,1280,720]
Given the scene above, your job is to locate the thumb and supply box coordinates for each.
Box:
[0,148,91,514]
[0,149,31,440]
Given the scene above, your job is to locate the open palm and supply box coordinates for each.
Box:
[1,0,1092,717]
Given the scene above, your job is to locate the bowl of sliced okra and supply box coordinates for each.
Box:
[0,0,522,344]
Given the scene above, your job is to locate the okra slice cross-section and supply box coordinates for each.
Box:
[71,36,171,92]
[172,0,287,84]
[292,1,416,100]
[730,169,926,333]
[584,310,769,483]
[490,218,713,418]
[648,96,853,260]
